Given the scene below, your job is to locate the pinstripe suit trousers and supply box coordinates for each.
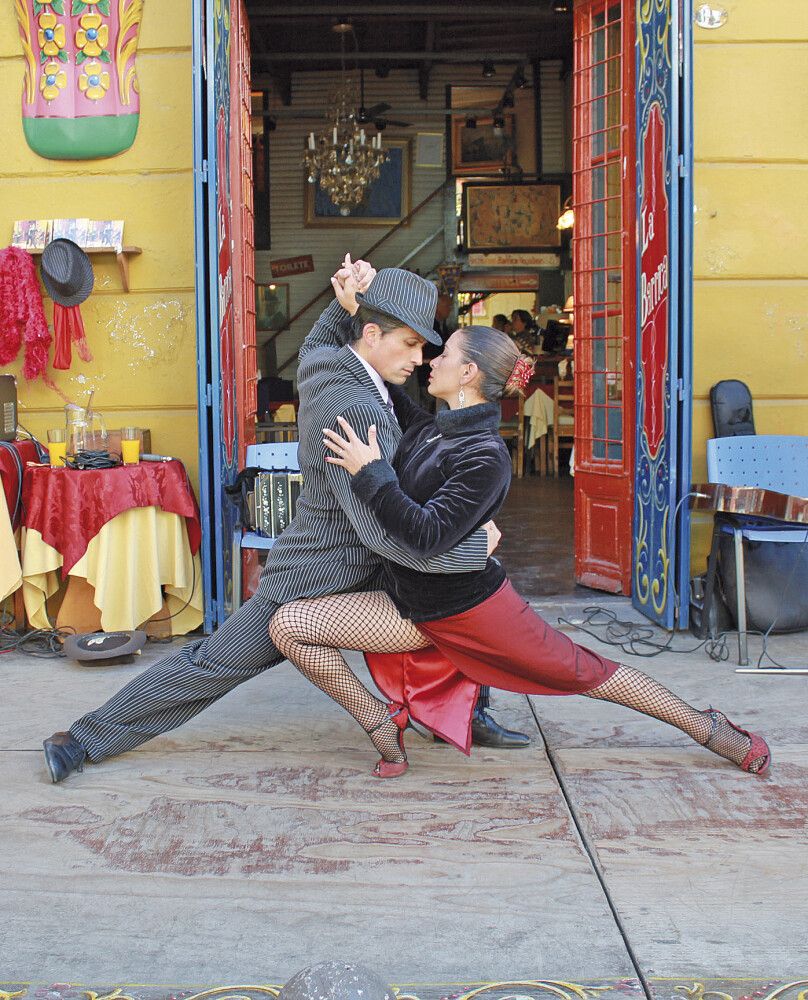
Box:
[70,594,283,762]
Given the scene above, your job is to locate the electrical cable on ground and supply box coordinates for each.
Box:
[0,610,74,657]
[1,556,196,655]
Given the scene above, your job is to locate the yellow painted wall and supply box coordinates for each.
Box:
[0,5,198,485]
[690,0,808,569]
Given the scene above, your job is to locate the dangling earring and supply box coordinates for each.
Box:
[458,388,465,408]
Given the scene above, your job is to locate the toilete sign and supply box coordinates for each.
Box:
[638,102,670,460]
[270,255,314,278]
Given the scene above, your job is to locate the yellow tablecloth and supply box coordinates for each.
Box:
[0,486,22,602]
[21,505,203,634]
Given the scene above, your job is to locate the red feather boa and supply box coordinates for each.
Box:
[0,247,52,379]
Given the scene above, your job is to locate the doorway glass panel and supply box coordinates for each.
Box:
[575,2,626,466]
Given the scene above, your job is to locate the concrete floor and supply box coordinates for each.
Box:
[2,479,807,992]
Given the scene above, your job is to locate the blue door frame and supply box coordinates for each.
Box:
[632,0,694,630]
[192,0,239,631]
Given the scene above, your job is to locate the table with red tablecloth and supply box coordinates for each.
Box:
[24,459,201,577]
[19,460,204,634]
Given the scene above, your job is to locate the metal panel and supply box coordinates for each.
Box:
[632,0,693,628]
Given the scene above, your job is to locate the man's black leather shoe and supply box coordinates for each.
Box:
[43,732,87,783]
[471,709,531,748]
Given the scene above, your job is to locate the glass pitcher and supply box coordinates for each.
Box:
[65,403,107,456]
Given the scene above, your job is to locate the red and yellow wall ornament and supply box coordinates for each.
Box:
[13,0,144,160]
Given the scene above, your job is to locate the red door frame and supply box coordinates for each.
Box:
[572,0,636,593]
[228,0,261,598]
[229,0,258,462]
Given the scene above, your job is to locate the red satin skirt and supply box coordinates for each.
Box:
[365,580,619,755]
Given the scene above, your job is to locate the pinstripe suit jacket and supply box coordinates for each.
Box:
[257,299,488,607]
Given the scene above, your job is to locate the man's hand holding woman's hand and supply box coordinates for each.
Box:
[331,253,376,315]
[323,416,381,475]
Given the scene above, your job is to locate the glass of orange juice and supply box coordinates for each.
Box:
[121,426,141,465]
[47,428,67,467]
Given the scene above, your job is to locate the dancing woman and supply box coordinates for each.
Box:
[269,319,771,779]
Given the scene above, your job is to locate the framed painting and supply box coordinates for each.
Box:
[304,138,412,227]
[255,282,289,331]
[451,115,516,175]
[463,182,562,251]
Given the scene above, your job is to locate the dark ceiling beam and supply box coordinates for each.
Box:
[418,22,435,101]
[251,51,530,63]
[246,4,557,18]
[257,106,500,119]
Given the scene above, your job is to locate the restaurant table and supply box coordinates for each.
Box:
[20,460,203,634]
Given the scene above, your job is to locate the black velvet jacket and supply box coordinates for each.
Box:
[350,385,512,622]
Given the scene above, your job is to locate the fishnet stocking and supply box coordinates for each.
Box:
[270,592,429,764]
[585,664,767,772]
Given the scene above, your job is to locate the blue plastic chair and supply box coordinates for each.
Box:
[706,435,808,664]
[232,442,300,609]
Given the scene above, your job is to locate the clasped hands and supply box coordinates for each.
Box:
[330,252,376,315]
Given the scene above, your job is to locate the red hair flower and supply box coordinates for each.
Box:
[505,355,535,394]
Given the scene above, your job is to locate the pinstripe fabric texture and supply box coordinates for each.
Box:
[70,293,488,763]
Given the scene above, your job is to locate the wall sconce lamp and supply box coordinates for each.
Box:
[482,61,496,78]
[557,197,575,230]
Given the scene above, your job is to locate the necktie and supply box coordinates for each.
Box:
[384,398,399,427]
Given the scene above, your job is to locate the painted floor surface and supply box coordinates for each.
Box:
[1,595,807,984]
[0,980,805,1000]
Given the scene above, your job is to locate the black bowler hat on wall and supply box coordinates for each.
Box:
[355,267,442,346]
[40,238,94,307]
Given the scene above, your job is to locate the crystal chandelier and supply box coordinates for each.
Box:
[302,41,386,215]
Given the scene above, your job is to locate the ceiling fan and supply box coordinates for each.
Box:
[356,67,412,130]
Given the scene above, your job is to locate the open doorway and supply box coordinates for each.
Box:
[196,1,648,620]
[456,282,577,598]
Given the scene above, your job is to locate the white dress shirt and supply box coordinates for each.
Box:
[349,345,391,406]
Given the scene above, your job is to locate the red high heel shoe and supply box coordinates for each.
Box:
[367,703,409,779]
[704,708,772,775]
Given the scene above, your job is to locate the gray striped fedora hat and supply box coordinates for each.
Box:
[356,267,442,346]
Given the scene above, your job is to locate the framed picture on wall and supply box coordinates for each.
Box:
[255,282,289,332]
[304,138,412,227]
[463,182,562,251]
[451,115,516,175]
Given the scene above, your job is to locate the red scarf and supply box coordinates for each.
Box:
[52,303,92,370]
[0,247,52,379]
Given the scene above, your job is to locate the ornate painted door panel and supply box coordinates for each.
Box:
[573,0,636,594]
[632,0,693,628]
